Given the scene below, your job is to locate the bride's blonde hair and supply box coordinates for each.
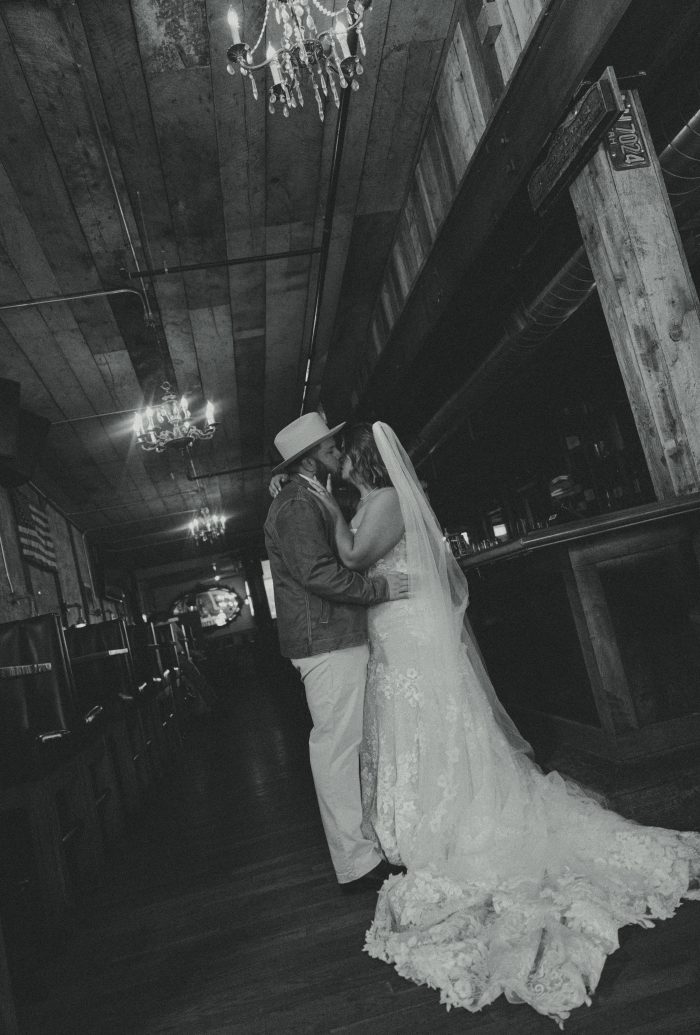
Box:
[342,423,392,489]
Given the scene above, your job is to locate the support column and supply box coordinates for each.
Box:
[569,89,700,498]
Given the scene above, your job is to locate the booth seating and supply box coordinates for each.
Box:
[155,617,216,716]
[66,619,152,816]
[0,614,105,929]
[0,612,188,959]
[127,620,182,776]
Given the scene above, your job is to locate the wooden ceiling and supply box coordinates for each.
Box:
[0,0,457,565]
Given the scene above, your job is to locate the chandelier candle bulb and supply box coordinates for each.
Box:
[335,18,351,59]
[227,8,242,45]
[267,44,282,84]
[205,401,215,426]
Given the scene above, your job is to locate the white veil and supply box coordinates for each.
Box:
[372,421,532,759]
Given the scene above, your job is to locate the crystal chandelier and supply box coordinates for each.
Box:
[133,382,216,453]
[226,1,371,121]
[190,506,226,544]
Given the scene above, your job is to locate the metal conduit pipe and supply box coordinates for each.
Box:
[0,287,151,321]
[410,101,700,466]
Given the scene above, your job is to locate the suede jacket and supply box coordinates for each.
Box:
[264,475,390,659]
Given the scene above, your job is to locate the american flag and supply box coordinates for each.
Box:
[13,492,57,572]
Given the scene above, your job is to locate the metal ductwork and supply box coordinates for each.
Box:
[410,103,700,467]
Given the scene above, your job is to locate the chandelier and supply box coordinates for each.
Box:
[226,0,371,121]
[134,382,216,453]
[190,506,226,544]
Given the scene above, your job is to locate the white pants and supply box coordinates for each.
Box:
[292,644,381,883]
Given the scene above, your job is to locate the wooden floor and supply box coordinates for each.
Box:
[9,640,700,1034]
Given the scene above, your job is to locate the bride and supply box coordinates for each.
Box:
[301,420,700,1028]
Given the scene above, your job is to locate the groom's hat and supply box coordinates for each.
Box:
[272,412,346,475]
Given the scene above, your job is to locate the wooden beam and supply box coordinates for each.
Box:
[570,90,700,498]
[365,0,635,401]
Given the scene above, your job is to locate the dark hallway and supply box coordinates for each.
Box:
[9,640,700,1034]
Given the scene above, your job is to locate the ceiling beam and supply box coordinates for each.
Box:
[364,0,635,407]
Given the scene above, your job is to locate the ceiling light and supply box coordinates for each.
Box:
[134,382,216,453]
[226,1,371,121]
[190,507,226,544]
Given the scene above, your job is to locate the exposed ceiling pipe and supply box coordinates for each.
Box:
[186,461,271,481]
[410,99,700,467]
[0,287,150,322]
[300,52,354,416]
[122,246,322,279]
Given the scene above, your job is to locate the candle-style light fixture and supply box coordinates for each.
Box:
[133,382,216,453]
[226,0,371,121]
[190,506,226,544]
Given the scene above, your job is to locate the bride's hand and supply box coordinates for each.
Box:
[307,478,342,515]
[269,473,289,498]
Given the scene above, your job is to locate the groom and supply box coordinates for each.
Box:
[264,413,407,892]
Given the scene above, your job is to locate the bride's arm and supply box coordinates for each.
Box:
[314,486,405,570]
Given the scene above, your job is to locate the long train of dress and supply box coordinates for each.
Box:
[360,536,700,1027]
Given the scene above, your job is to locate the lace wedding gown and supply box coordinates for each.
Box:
[360,532,700,1027]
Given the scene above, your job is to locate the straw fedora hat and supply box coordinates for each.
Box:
[272,412,346,475]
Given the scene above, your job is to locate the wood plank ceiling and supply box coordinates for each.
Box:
[0,0,457,566]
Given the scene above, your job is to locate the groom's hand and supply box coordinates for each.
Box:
[385,572,409,599]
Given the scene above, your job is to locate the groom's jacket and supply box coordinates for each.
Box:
[264,475,391,658]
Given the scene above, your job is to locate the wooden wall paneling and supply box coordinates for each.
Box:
[452,20,487,152]
[509,0,544,44]
[391,236,413,301]
[456,4,496,128]
[378,282,397,339]
[441,24,482,171]
[395,209,420,283]
[302,0,396,415]
[371,299,389,356]
[416,123,452,234]
[493,0,525,83]
[0,487,29,621]
[404,186,430,275]
[356,35,447,220]
[384,260,403,328]
[68,522,96,615]
[434,85,467,190]
[364,0,635,416]
[314,1,456,419]
[372,11,492,343]
[48,507,83,611]
[316,0,456,418]
[413,159,439,244]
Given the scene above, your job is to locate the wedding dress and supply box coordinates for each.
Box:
[358,423,700,1028]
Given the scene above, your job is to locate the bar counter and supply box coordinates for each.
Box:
[459,494,700,766]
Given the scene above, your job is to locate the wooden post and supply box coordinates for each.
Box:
[569,89,700,499]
